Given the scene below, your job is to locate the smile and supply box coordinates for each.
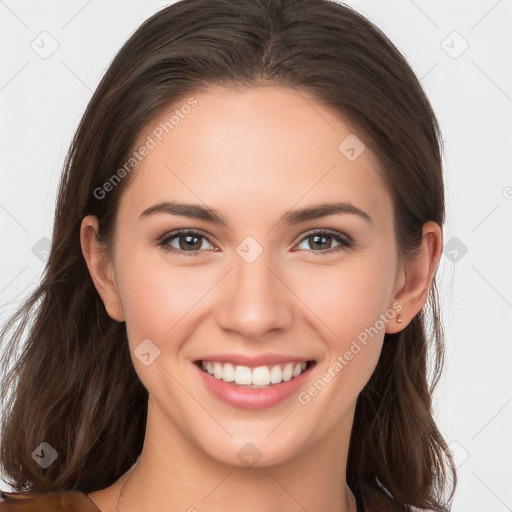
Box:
[194,357,316,409]
[200,360,309,387]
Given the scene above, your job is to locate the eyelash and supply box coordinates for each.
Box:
[157,228,353,257]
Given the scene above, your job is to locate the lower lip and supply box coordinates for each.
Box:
[194,362,314,410]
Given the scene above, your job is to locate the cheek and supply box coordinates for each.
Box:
[289,255,394,413]
[114,252,214,412]
[291,266,389,435]
[291,254,395,349]
[115,248,211,351]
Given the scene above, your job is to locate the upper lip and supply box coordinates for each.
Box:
[195,353,315,368]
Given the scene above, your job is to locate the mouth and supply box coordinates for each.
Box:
[193,357,317,409]
[195,360,315,388]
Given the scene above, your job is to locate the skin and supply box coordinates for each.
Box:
[81,85,442,512]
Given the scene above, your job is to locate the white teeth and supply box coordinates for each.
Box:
[222,363,235,382]
[234,365,252,385]
[282,363,293,381]
[252,366,270,386]
[292,363,303,378]
[200,360,309,386]
[269,365,282,384]
[213,362,223,379]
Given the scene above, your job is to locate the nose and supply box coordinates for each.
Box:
[216,249,294,339]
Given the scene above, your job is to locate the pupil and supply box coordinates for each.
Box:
[312,234,330,250]
[180,235,201,250]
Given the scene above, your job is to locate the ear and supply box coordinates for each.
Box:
[80,215,125,322]
[386,221,443,334]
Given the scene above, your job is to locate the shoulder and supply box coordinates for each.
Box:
[0,489,101,512]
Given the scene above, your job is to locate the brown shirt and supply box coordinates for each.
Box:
[0,490,101,512]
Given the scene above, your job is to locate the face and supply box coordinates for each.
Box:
[92,86,406,468]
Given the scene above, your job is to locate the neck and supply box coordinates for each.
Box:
[115,398,358,512]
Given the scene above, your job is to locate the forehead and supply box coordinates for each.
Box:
[119,85,393,228]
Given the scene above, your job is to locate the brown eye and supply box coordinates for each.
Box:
[159,230,214,256]
[296,230,352,255]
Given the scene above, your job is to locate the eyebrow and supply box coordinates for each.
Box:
[139,200,372,225]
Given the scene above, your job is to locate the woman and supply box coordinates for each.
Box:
[0,0,457,510]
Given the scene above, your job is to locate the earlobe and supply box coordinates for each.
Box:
[386,221,442,334]
[80,215,125,322]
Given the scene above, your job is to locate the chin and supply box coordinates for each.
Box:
[193,426,312,469]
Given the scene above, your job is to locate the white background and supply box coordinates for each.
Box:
[0,1,511,510]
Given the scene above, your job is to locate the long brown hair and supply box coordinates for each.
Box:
[0,0,456,510]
